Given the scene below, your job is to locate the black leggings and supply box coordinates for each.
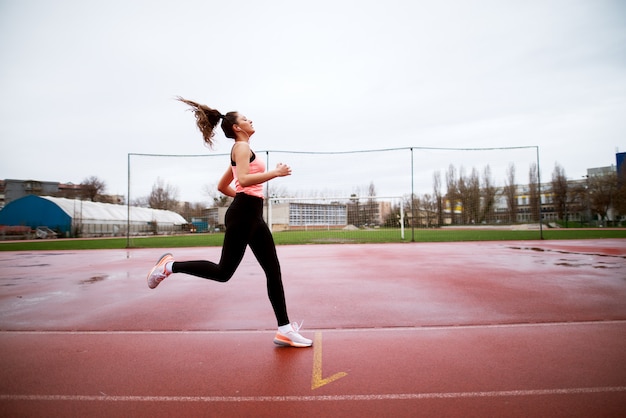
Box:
[172,193,289,326]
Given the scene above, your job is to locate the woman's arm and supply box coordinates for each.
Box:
[217,165,236,197]
[233,142,291,187]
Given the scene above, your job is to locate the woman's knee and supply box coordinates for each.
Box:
[213,265,237,282]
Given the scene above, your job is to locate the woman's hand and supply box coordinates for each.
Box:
[274,163,292,177]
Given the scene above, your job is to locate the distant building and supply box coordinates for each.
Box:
[3,179,59,205]
[587,165,616,178]
[617,152,625,181]
[208,200,376,232]
[57,182,84,200]
[281,202,348,231]
[0,195,187,238]
[1,178,124,208]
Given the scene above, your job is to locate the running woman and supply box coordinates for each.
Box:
[146,97,312,348]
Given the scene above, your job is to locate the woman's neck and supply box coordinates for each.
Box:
[235,132,250,143]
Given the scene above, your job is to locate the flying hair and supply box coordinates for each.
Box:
[176,96,237,148]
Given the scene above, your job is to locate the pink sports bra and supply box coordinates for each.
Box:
[231,149,265,199]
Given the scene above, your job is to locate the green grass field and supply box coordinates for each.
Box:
[1,228,625,251]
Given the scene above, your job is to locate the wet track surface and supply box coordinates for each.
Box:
[1,240,625,417]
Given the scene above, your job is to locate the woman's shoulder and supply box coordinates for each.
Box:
[231,141,252,154]
[231,141,254,165]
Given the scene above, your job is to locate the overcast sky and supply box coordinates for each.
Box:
[1,0,625,202]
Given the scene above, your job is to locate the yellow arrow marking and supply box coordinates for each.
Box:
[311,332,348,390]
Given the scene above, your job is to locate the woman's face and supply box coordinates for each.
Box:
[235,114,255,136]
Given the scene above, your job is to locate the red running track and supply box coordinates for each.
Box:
[1,240,625,417]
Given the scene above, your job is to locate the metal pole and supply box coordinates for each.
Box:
[400,198,405,240]
[410,147,415,242]
[536,146,543,240]
[127,153,131,248]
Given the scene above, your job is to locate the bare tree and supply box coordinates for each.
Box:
[433,171,444,226]
[267,184,291,200]
[551,163,568,221]
[569,182,588,225]
[456,167,468,225]
[528,163,540,222]
[365,181,378,225]
[347,182,379,227]
[421,193,437,227]
[588,171,619,224]
[411,194,422,227]
[80,176,106,202]
[179,201,205,222]
[384,201,403,227]
[203,183,232,207]
[445,165,459,225]
[466,167,481,224]
[481,165,497,224]
[401,194,413,227]
[457,167,480,224]
[615,164,626,219]
[503,163,517,223]
[148,178,179,211]
[131,196,149,207]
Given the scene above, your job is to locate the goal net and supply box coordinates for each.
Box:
[127,146,541,246]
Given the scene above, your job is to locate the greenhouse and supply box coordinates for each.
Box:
[0,195,187,237]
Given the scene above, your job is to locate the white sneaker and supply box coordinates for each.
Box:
[273,322,313,348]
[147,253,173,289]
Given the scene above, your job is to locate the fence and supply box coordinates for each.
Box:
[127,146,542,246]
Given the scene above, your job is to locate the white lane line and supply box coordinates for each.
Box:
[1,319,625,335]
[1,387,625,403]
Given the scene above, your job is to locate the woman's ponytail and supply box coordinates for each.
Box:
[176,96,224,148]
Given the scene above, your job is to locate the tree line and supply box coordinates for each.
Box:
[80,161,626,228]
[393,162,626,227]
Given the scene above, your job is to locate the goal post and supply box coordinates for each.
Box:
[126,145,542,246]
